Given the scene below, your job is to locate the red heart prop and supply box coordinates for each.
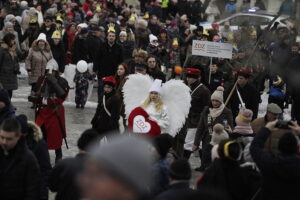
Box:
[128,107,161,137]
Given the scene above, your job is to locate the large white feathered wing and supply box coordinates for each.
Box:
[161,80,191,137]
[123,74,153,119]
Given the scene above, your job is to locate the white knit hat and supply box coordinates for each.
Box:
[211,86,224,103]
[77,23,88,29]
[37,33,47,42]
[119,31,127,36]
[149,34,158,43]
[76,60,88,73]
[210,123,229,145]
[149,79,162,94]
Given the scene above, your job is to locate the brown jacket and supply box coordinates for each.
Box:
[25,40,52,84]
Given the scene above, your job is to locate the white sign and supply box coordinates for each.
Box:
[192,40,233,59]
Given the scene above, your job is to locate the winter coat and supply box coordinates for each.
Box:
[63,27,77,64]
[91,91,121,135]
[148,69,166,83]
[26,121,52,200]
[71,34,90,64]
[86,33,103,64]
[35,76,69,149]
[49,153,86,200]
[135,27,151,50]
[94,42,123,78]
[0,103,16,124]
[0,138,41,200]
[225,83,260,120]
[204,70,224,93]
[250,127,300,200]
[187,81,211,128]
[119,40,135,61]
[154,182,193,200]
[39,24,56,41]
[148,22,161,36]
[21,27,40,48]
[151,159,170,197]
[25,40,52,84]
[194,106,233,147]
[0,29,21,51]
[49,40,66,73]
[0,43,20,90]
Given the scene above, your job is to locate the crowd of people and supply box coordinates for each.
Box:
[1,0,300,199]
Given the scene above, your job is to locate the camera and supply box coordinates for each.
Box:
[275,120,293,130]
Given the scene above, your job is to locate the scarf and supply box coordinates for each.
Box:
[209,103,225,119]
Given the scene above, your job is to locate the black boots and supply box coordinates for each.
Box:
[55,148,62,163]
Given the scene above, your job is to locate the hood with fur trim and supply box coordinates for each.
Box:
[31,39,51,52]
[27,121,43,142]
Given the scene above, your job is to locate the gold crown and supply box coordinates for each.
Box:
[107,23,116,33]
[203,29,209,37]
[29,18,37,24]
[52,30,61,39]
[129,14,137,21]
[172,38,179,46]
[96,4,101,12]
[143,12,149,19]
[56,15,64,23]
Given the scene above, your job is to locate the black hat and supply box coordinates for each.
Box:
[80,28,89,34]
[77,129,99,151]
[0,89,10,106]
[169,159,191,180]
[90,26,101,32]
[16,114,28,134]
[44,15,53,21]
[212,58,220,65]
[135,63,148,71]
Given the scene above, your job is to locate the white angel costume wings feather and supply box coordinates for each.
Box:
[123,74,153,118]
[123,74,191,137]
[161,79,191,136]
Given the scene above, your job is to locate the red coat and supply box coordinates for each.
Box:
[36,98,66,150]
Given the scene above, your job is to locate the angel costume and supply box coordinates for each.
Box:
[123,74,191,137]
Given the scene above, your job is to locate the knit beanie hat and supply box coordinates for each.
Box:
[169,159,191,180]
[0,89,10,106]
[211,86,224,103]
[233,109,253,134]
[89,135,154,196]
[218,139,241,160]
[210,124,229,145]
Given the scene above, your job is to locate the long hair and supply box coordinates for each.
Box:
[115,63,129,91]
[141,94,164,112]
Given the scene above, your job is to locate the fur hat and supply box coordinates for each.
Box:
[89,135,154,196]
[169,159,191,180]
[210,123,229,145]
[211,86,224,103]
[149,79,162,94]
[233,109,253,134]
[76,60,88,73]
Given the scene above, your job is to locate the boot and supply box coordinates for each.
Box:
[183,150,192,159]
[55,148,63,163]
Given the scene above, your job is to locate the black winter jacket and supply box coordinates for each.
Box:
[49,40,66,73]
[0,139,41,200]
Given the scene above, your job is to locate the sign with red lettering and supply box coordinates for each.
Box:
[192,40,232,59]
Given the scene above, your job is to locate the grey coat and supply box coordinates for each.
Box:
[25,40,52,84]
[0,43,19,90]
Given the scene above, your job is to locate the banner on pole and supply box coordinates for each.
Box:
[192,40,233,59]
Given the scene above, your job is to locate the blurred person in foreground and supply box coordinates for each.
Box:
[49,129,99,200]
[250,120,300,200]
[80,135,154,200]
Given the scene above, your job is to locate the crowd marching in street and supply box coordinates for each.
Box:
[1,0,300,199]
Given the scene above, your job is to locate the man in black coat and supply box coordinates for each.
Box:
[183,68,211,158]
[49,129,99,200]
[0,118,41,200]
[250,120,300,200]
[225,69,260,120]
[39,16,56,42]
[71,28,90,65]
[94,31,123,98]
[148,15,161,36]
[86,26,103,65]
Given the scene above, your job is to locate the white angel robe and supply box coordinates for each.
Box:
[144,102,170,134]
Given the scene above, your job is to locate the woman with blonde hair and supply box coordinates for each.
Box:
[141,79,169,133]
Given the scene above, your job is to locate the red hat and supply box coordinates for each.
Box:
[235,68,251,78]
[102,76,116,86]
[186,68,201,79]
